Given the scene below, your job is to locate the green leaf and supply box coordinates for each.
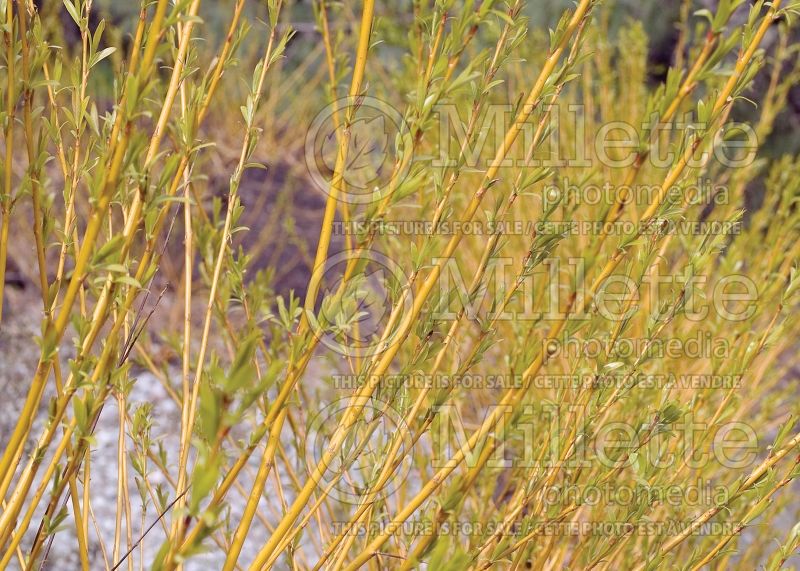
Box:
[63,0,81,27]
[90,47,117,68]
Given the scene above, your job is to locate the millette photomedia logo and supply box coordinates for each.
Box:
[303,250,413,358]
[303,397,413,505]
[304,96,412,205]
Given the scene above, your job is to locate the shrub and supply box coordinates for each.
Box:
[0,0,799,569]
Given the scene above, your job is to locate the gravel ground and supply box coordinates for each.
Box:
[0,288,288,570]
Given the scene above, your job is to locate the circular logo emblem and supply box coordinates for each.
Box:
[304,397,412,504]
[305,96,412,205]
[304,250,412,358]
